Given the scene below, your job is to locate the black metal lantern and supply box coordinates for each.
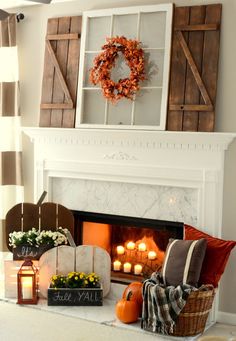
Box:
[17,259,38,304]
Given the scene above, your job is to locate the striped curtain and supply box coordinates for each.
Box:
[0,15,23,251]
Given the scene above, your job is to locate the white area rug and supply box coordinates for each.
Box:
[0,299,182,341]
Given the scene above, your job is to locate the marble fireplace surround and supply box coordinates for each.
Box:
[23,127,236,323]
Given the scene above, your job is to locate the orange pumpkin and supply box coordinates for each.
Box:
[122,282,143,316]
[115,291,139,324]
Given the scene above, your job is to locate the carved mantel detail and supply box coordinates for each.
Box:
[103,151,138,161]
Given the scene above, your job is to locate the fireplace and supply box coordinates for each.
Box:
[23,127,236,322]
[73,210,183,283]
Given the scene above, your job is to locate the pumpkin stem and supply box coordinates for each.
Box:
[126,290,133,301]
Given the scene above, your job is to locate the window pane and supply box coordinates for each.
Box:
[107,99,132,125]
[140,12,166,48]
[134,89,162,126]
[82,90,105,124]
[84,53,99,88]
[86,16,111,51]
[143,50,164,87]
[113,14,138,39]
[110,53,131,83]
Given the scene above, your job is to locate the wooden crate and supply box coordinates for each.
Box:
[12,245,52,260]
[47,287,103,306]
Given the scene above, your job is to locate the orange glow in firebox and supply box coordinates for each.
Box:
[82,222,111,253]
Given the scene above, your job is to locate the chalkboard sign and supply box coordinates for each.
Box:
[13,245,52,260]
[47,287,103,306]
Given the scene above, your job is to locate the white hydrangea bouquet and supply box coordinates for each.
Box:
[9,227,68,248]
[9,227,69,260]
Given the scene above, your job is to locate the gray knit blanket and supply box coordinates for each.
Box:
[141,272,194,335]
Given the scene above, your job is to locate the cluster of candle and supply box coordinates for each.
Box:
[113,241,158,275]
[113,261,143,275]
[116,242,157,260]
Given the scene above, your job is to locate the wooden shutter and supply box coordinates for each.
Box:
[167,4,222,132]
[39,16,82,128]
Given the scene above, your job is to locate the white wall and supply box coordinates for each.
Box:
[12,0,236,316]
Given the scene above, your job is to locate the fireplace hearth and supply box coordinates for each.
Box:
[73,210,183,283]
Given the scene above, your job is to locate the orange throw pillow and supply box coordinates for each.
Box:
[184,225,236,287]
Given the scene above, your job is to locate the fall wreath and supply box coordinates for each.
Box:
[90,36,145,102]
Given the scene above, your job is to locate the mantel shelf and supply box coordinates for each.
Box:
[22,127,236,152]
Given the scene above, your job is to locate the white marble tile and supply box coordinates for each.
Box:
[107,282,127,301]
[52,178,198,225]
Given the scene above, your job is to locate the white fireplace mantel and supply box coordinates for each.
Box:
[23,127,236,322]
[23,127,236,233]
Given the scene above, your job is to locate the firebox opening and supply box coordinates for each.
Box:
[73,211,183,283]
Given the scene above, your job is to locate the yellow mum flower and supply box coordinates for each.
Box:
[89,277,94,282]
[52,275,57,280]
[75,276,78,280]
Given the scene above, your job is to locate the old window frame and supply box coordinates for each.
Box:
[75,4,173,130]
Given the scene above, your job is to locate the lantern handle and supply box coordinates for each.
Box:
[21,259,33,268]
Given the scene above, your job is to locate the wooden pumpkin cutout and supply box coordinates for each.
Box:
[39,245,111,298]
[5,202,74,251]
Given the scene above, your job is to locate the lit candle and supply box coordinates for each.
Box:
[134,264,142,275]
[22,277,33,300]
[148,251,157,260]
[123,262,132,273]
[117,245,125,255]
[113,260,122,271]
[138,243,146,252]
[127,241,135,250]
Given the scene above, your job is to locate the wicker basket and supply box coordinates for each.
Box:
[170,285,216,337]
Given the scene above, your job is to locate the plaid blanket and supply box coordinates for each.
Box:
[141,272,194,335]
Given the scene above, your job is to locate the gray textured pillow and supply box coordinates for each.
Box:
[161,238,207,287]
